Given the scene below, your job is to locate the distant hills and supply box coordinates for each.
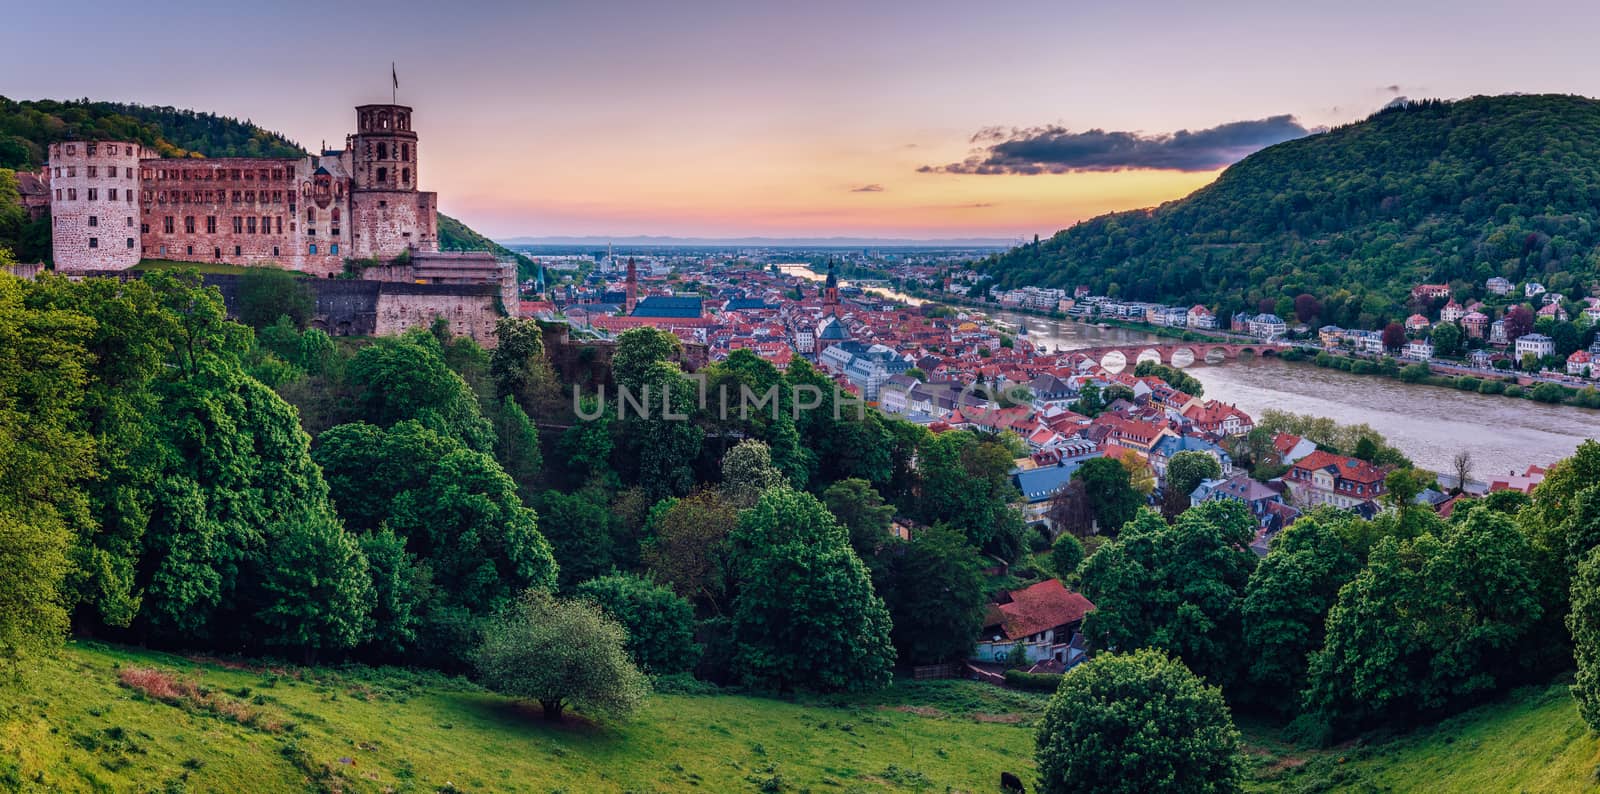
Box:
[499,234,1019,249]
[980,94,1600,327]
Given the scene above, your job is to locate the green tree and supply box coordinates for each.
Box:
[491,395,543,501]
[533,490,614,590]
[1162,451,1223,518]
[822,477,897,557]
[729,488,895,692]
[642,490,740,613]
[1133,361,1205,397]
[720,439,786,508]
[1305,508,1542,732]
[612,326,681,391]
[346,330,494,452]
[1240,512,1361,705]
[871,526,987,664]
[1072,456,1143,534]
[577,573,699,675]
[1077,503,1258,689]
[253,509,374,661]
[474,591,649,721]
[1035,649,1243,794]
[489,316,560,418]
[234,266,314,329]
[1051,534,1085,580]
[915,430,1026,554]
[1431,322,1464,358]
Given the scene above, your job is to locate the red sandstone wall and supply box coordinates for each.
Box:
[49,141,144,272]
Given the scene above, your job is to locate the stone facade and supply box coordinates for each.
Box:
[47,141,145,271]
[49,103,440,277]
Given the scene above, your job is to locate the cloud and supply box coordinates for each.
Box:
[1384,84,1402,94]
[850,184,885,192]
[919,115,1313,175]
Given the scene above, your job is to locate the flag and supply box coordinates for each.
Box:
[392,63,399,91]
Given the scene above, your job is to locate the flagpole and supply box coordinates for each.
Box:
[392,62,397,104]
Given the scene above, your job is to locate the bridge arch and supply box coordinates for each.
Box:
[1135,348,1164,367]
[1169,347,1196,368]
[1099,350,1128,373]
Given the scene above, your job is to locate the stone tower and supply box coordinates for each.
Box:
[824,259,840,315]
[348,104,438,258]
[48,140,144,272]
[625,257,638,314]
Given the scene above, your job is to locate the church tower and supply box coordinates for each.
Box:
[625,257,639,314]
[824,259,840,315]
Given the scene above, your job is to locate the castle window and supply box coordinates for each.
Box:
[231,169,241,180]
[214,247,220,259]
[126,217,133,227]
[377,167,388,183]
[86,143,97,156]
[184,216,195,233]
[273,246,279,256]
[309,244,317,254]
[331,228,340,237]
[275,217,282,234]
[245,191,255,203]
[88,188,98,200]
[186,246,193,255]
[235,246,241,256]
[141,223,149,234]
[377,142,387,159]
[402,168,410,185]
[261,215,271,232]
[331,208,340,221]
[126,238,134,249]
[108,188,117,201]
[402,143,409,160]
[67,167,76,177]
[247,217,256,234]
[164,216,174,234]
[125,168,132,178]
[306,207,315,222]
[88,215,98,227]
[66,144,75,155]
[126,146,133,156]
[206,216,216,233]
[233,217,243,234]
[89,237,98,248]
[54,167,60,177]
[55,189,61,200]
[259,169,269,180]
[88,166,98,177]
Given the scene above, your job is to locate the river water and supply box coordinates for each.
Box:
[999,311,1600,474]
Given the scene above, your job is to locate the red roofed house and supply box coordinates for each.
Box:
[1286,450,1393,509]
[1182,400,1254,436]
[971,579,1095,666]
[1272,433,1317,466]
[1569,350,1593,377]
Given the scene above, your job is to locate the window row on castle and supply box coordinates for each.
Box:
[83,237,137,250]
[59,215,136,229]
[147,166,294,183]
[147,215,309,237]
[368,142,411,161]
[52,165,135,179]
[60,143,138,157]
[55,187,135,202]
[145,189,296,206]
[150,243,339,258]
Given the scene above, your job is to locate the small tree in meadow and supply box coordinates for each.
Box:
[474,591,649,722]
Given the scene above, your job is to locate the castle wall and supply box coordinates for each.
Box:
[374,281,500,345]
[351,190,437,258]
[49,141,144,272]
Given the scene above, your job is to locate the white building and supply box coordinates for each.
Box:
[1403,339,1434,360]
[1515,333,1554,360]
[1486,276,1513,296]
[1248,313,1287,339]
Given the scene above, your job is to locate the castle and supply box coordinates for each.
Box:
[42,102,517,344]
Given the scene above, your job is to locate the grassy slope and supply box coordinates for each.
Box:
[0,642,1041,793]
[1249,682,1600,792]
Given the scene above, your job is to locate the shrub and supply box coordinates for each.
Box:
[1005,669,1064,692]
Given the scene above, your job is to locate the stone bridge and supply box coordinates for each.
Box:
[1041,341,1287,370]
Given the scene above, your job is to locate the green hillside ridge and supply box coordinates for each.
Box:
[1,641,1040,793]
[982,94,1600,327]
[0,97,527,277]
[5,642,1598,793]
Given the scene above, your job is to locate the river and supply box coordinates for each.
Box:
[997,311,1600,475]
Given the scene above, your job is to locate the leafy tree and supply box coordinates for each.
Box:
[1293,293,1322,324]
[915,430,1026,554]
[1381,322,1407,352]
[1240,512,1361,705]
[720,439,786,507]
[729,488,895,692]
[1077,503,1258,689]
[1133,360,1204,397]
[533,490,614,590]
[1163,451,1222,518]
[234,267,314,329]
[612,326,681,391]
[1305,508,1542,732]
[489,316,560,419]
[1035,649,1242,794]
[870,526,987,664]
[252,509,373,661]
[577,573,700,675]
[1431,322,1464,358]
[1072,457,1143,535]
[474,591,649,721]
[491,395,542,501]
[1071,382,1104,417]
[1051,534,1084,580]
[358,527,431,658]
[822,478,897,557]
[345,330,494,452]
[1504,304,1535,343]
[642,490,740,613]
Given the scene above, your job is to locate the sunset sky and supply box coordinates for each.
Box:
[10,0,1600,240]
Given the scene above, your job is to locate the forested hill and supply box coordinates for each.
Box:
[981,94,1600,325]
[0,97,527,275]
[0,96,306,167]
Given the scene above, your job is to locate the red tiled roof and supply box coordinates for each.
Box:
[1293,450,1390,484]
[990,579,1095,640]
[1271,433,1304,456]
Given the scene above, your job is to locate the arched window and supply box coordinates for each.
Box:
[377,142,387,160]
[376,167,388,184]
[401,144,409,160]
[402,168,410,185]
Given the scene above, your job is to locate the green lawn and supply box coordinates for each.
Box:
[0,642,1042,793]
[1247,682,1600,792]
[131,259,267,275]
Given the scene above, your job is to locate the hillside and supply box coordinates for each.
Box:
[0,642,1041,793]
[982,94,1600,326]
[0,97,525,276]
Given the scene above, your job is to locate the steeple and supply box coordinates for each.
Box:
[625,257,638,315]
[824,258,840,315]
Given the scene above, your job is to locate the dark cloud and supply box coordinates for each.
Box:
[1384,84,1402,94]
[919,115,1313,175]
[850,184,885,192]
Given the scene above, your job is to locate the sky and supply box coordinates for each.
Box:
[9,0,1600,240]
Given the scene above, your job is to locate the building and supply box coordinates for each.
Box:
[1247,313,1286,339]
[1515,333,1554,361]
[1148,434,1232,484]
[1568,350,1592,377]
[1286,450,1391,509]
[1403,339,1434,360]
[50,104,444,276]
[971,579,1095,667]
[1404,313,1430,333]
[1486,276,1513,296]
[1187,305,1218,329]
[1440,299,1465,323]
[16,169,51,220]
[1462,311,1489,339]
